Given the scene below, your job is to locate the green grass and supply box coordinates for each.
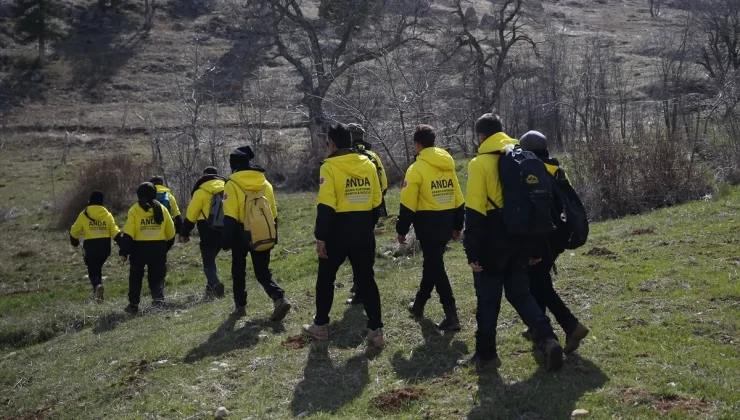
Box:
[1,151,739,418]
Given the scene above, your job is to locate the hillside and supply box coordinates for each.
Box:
[0,170,738,418]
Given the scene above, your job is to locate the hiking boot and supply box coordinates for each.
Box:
[94,284,105,303]
[230,306,246,319]
[407,299,426,318]
[457,354,502,373]
[521,328,533,342]
[204,287,215,298]
[270,297,292,322]
[437,304,461,331]
[302,323,329,341]
[124,304,139,316]
[345,296,363,305]
[543,339,564,372]
[366,328,385,348]
[213,282,225,298]
[564,323,590,355]
[152,299,165,309]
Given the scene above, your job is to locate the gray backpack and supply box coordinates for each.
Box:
[205,192,225,231]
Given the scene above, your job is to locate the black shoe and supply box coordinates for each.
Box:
[407,299,425,318]
[214,282,225,298]
[124,304,139,316]
[437,304,461,331]
[543,339,564,372]
[458,354,502,373]
[152,300,165,309]
[521,328,533,342]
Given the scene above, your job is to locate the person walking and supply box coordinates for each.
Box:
[519,130,590,354]
[180,166,227,298]
[302,124,386,348]
[150,176,183,234]
[461,114,564,372]
[396,125,465,331]
[221,146,292,322]
[119,182,176,315]
[69,190,120,302]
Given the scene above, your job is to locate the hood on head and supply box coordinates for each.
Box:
[478,132,519,155]
[417,147,455,171]
[324,150,373,179]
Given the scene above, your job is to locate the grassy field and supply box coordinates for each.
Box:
[0,149,738,419]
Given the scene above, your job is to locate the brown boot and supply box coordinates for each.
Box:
[270,298,292,322]
[230,306,246,319]
[543,339,564,372]
[564,323,590,355]
[437,304,461,331]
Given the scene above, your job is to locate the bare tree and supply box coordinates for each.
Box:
[251,0,430,158]
[649,0,661,18]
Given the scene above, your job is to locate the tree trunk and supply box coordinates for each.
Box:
[306,95,327,159]
[38,0,46,66]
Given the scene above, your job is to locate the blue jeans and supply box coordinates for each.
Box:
[200,243,221,289]
[474,260,556,361]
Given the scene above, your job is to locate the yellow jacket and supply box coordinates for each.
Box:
[465,132,519,215]
[122,202,175,242]
[356,145,388,192]
[315,150,382,243]
[154,185,181,217]
[397,147,465,241]
[186,178,225,222]
[223,170,277,223]
[70,205,120,240]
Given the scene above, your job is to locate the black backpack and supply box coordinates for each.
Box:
[488,146,557,240]
[550,168,589,252]
[356,148,383,186]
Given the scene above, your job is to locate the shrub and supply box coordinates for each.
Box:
[56,156,153,230]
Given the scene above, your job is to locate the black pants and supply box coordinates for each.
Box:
[128,245,167,306]
[316,241,383,330]
[474,256,557,361]
[528,251,579,335]
[231,242,284,308]
[416,240,455,307]
[84,255,108,291]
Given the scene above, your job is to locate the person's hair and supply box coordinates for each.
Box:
[136,182,163,224]
[413,124,436,148]
[203,166,218,175]
[328,124,352,149]
[149,176,164,186]
[474,113,504,138]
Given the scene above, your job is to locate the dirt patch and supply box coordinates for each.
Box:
[585,247,617,258]
[18,403,57,419]
[281,335,308,350]
[371,387,426,412]
[631,227,655,235]
[618,388,714,415]
[617,316,647,330]
[13,250,36,258]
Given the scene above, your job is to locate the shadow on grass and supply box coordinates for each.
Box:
[468,355,608,419]
[390,318,469,383]
[327,304,370,349]
[183,317,285,363]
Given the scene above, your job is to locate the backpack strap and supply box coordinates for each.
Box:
[487,197,500,210]
[84,208,97,222]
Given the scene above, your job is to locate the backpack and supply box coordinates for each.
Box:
[204,191,225,231]
[357,149,383,187]
[489,146,557,241]
[550,168,589,252]
[155,191,172,214]
[235,184,276,251]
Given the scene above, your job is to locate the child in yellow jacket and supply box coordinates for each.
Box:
[119,182,176,315]
[69,191,120,302]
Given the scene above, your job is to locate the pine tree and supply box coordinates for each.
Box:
[13,0,65,67]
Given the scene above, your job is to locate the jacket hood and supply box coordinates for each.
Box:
[85,205,110,221]
[417,147,456,171]
[478,132,519,154]
[541,156,562,177]
[230,169,268,191]
[132,202,157,218]
[154,185,171,194]
[324,149,372,179]
[191,175,226,196]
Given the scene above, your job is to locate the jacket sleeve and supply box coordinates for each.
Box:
[70,213,83,246]
[107,211,121,238]
[119,208,136,257]
[265,182,278,220]
[169,193,181,218]
[396,166,420,236]
[453,171,465,231]
[221,181,239,250]
[463,160,487,264]
[315,164,336,241]
[185,190,204,224]
[375,152,388,192]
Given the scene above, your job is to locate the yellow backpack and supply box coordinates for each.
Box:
[237,185,276,251]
